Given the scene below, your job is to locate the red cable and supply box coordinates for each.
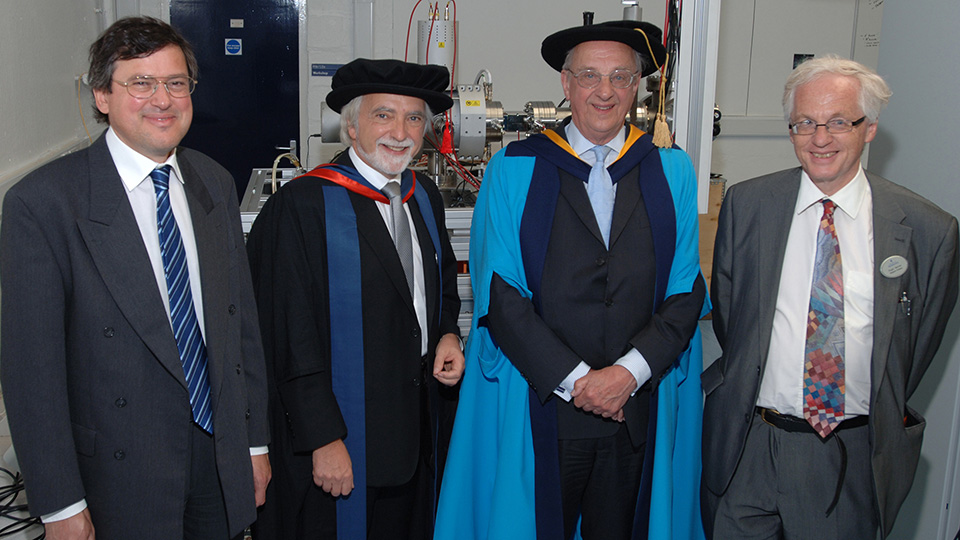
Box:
[404,0,423,62]
[446,154,480,188]
[425,135,480,189]
[662,0,670,47]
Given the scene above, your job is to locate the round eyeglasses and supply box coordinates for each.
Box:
[565,68,640,89]
[113,76,197,98]
[789,116,866,136]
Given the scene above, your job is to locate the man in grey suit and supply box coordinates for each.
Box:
[701,55,959,539]
[0,17,270,540]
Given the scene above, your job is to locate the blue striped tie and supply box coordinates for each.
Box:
[151,165,213,433]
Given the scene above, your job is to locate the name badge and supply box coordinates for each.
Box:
[880,255,908,278]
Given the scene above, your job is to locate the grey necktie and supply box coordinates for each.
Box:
[382,181,415,296]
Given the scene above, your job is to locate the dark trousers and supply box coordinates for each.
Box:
[291,386,436,540]
[703,410,877,540]
[293,445,434,540]
[184,423,240,540]
[559,425,645,540]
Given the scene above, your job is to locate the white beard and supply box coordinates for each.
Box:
[356,136,419,177]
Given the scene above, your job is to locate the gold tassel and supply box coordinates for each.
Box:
[633,28,673,149]
[652,112,672,148]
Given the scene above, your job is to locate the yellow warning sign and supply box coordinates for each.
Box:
[465,100,481,107]
[438,42,446,48]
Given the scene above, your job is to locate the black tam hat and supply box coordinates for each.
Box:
[325,58,454,114]
[541,20,667,77]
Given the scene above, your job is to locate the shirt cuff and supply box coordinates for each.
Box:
[41,500,87,523]
[615,348,651,396]
[250,446,269,456]
[554,361,591,402]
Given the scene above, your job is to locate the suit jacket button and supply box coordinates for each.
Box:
[605,299,614,307]
[103,327,115,338]
[245,409,251,419]
[595,256,606,266]
[236,364,242,374]
[114,450,125,460]
[413,377,421,387]
[744,414,751,423]
[115,398,126,408]
[412,328,420,338]
[228,304,237,315]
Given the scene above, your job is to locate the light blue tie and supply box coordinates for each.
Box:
[151,165,214,433]
[587,145,615,247]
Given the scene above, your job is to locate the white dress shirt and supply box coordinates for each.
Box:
[348,147,429,355]
[758,166,874,418]
[44,130,266,523]
[107,128,206,334]
[553,123,651,401]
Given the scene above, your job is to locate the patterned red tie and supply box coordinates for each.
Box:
[803,199,845,438]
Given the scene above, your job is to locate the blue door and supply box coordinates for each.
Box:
[171,0,299,197]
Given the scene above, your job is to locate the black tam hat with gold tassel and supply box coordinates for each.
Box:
[541,19,673,148]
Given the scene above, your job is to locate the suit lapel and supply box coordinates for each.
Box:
[351,191,417,311]
[609,166,641,248]
[757,170,803,368]
[867,174,911,405]
[336,152,420,317]
[558,174,606,246]
[550,124,607,247]
[180,155,226,403]
[410,196,440,330]
[75,137,186,388]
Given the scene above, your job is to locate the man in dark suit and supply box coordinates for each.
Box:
[245,58,464,540]
[0,17,270,540]
[434,20,707,540]
[702,56,959,539]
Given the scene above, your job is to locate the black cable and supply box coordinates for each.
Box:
[0,466,42,538]
[303,133,322,169]
[663,0,681,87]
[448,179,468,208]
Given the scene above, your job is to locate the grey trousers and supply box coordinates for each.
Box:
[703,410,878,540]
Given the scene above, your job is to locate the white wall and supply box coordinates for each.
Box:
[871,2,960,538]
[0,1,103,201]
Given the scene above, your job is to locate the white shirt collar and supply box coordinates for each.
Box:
[105,127,185,191]
[565,122,626,160]
[795,165,869,220]
[348,146,397,191]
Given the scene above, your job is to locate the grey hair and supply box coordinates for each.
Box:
[339,95,364,144]
[561,45,646,76]
[782,55,891,123]
[338,95,436,145]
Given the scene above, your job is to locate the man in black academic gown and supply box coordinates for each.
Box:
[247,59,464,540]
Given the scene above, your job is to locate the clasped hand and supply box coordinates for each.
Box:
[570,365,636,422]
